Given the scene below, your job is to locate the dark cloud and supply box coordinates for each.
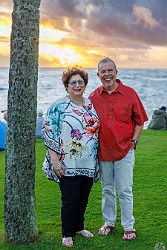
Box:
[0,0,167,67]
[40,0,87,27]
[40,0,167,48]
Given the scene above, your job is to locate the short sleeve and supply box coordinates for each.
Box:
[42,102,63,154]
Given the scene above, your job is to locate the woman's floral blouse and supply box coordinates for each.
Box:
[42,96,100,182]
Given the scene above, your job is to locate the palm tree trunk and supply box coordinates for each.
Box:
[4,0,41,243]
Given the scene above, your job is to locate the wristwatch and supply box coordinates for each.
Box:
[132,140,138,148]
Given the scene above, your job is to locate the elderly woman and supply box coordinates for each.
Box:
[42,66,100,247]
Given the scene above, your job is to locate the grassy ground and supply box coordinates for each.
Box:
[0,130,167,250]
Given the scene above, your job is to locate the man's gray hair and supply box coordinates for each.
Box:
[98,57,117,72]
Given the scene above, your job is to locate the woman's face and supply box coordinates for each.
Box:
[67,74,86,98]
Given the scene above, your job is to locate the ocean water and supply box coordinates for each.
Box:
[0,67,167,129]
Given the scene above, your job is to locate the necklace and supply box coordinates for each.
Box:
[68,95,84,106]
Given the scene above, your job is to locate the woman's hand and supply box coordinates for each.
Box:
[48,148,65,178]
[52,159,65,178]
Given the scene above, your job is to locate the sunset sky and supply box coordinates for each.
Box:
[0,0,167,69]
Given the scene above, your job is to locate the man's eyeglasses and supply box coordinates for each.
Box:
[68,80,85,86]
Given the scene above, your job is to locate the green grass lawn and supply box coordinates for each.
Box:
[0,130,167,250]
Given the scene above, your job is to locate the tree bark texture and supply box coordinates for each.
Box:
[4,0,41,243]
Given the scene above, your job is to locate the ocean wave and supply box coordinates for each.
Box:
[0,68,167,128]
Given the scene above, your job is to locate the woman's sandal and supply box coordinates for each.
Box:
[99,225,115,235]
[123,229,136,240]
[62,237,73,247]
[76,229,94,238]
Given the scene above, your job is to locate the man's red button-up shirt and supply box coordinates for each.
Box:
[89,80,148,161]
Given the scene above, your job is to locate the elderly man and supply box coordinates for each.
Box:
[89,57,148,240]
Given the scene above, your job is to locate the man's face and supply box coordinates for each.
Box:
[97,61,117,91]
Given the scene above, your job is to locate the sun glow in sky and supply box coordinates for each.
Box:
[39,43,83,66]
[0,24,11,38]
[0,23,11,58]
[0,22,84,67]
[0,0,167,69]
[39,25,83,66]
[40,25,68,43]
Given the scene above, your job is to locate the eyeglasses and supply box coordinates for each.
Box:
[68,80,85,86]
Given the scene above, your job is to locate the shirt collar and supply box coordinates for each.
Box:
[99,79,124,95]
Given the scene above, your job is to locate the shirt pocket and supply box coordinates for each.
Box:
[119,107,132,122]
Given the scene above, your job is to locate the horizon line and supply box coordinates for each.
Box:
[0,67,167,70]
